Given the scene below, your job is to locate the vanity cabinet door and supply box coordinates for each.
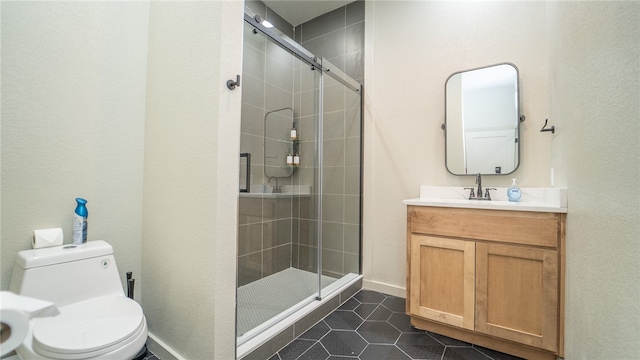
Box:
[475,243,558,352]
[409,235,475,330]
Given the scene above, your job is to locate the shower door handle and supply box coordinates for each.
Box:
[240,153,251,193]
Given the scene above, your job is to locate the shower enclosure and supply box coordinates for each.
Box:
[237,13,363,346]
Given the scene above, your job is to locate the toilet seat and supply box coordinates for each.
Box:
[30,295,145,359]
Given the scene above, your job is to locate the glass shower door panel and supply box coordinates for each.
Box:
[343,85,362,276]
[237,22,321,340]
[319,58,362,298]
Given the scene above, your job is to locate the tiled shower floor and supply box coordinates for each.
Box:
[269,290,524,360]
[237,267,337,336]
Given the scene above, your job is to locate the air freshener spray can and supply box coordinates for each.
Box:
[73,198,88,245]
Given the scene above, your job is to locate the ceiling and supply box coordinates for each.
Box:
[262,0,356,26]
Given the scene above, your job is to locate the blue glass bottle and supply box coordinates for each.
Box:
[73,198,88,245]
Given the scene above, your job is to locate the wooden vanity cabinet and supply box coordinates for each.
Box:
[407,206,566,360]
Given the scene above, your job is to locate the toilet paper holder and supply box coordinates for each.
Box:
[0,292,60,356]
[1,321,12,344]
[32,228,64,249]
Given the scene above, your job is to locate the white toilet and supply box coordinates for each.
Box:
[9,240,147,360]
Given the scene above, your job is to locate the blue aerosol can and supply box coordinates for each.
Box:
[73,198,88,245]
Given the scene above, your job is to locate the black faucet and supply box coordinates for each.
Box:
[466,174,496,200]
[268,176,280,193]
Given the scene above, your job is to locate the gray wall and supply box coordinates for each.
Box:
[317,75,362,279]
[245,0,295,39]
[238,19,300,286]
[294,1,365,278]
[295,0,365,85]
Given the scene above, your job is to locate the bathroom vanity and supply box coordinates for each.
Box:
[404,187,567,360]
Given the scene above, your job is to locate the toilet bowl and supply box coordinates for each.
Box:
[9,241,147,360]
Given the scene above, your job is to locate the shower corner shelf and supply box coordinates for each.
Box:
[279,138,310,144]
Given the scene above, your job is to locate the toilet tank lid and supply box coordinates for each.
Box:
[15,240,113,269]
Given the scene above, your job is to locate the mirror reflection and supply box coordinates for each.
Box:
[445,63,520,175]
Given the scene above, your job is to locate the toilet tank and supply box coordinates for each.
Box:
[9,240,125,307]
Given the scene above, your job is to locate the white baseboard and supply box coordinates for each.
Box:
[147,332,184,360]
[362,279,406,298]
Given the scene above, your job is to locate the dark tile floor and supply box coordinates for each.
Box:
[269,290,524,360]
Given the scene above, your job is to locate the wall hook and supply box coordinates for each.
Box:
[227,75,240,90]
[540,118,555,134]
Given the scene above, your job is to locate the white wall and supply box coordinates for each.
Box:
[364,0,640,357]
[142,2,242,359]
[1,2,243,359]
[1,1,149,294]
[547,2,640,358]
[363,1,550,296]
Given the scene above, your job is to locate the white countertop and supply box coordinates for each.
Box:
[403,186,567,213]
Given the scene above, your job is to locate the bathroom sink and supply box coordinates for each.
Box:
[403,186,567,213]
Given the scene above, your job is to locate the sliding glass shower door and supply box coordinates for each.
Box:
[318,58,362,286]
[237,14,362,344]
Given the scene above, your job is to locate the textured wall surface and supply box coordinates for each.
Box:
[363,1,550,295]
[142,2,242,359]
[1,2,242,359]
[547,2,640,358]
[1,1,149,294]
